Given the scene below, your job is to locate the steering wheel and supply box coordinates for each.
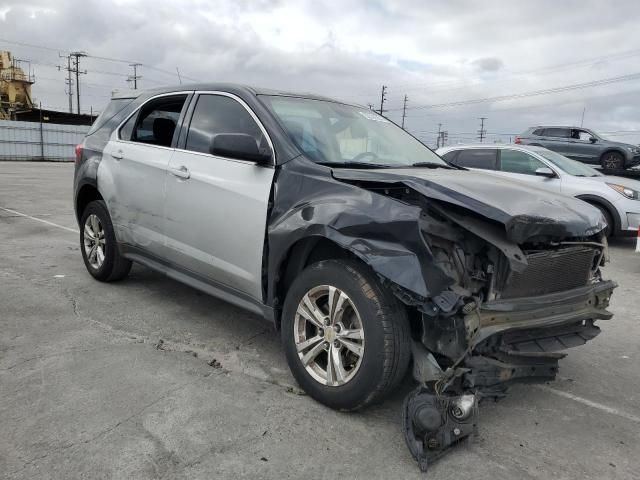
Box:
[351,151,381,163]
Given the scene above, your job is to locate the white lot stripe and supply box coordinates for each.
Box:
[0,206,79,234]
[535,384,640,424]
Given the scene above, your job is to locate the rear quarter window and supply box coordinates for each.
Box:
[452,149,498,170]
[87,98,136,136]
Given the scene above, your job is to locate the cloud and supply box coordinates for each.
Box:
[472,57,504,73]
[1,0,640,144]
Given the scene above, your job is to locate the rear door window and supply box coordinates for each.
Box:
[543,128,570,138]
[185,94,266,155]
[120,95,188,147]
[499,149,546,175]
[451,149,498,170]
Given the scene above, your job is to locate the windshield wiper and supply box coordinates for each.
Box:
[317,161,394,169]
[408,162,456,169]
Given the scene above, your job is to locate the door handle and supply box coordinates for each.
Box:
[170,165,191,179]
[111,150,124,160]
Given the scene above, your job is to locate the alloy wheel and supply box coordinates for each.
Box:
[294,285,365,387]
[83,214,106,269]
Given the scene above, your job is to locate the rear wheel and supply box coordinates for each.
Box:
[80,200,132,281]
[601,152,624,170]
[281,260,410,411]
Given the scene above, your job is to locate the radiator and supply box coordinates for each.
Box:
[500,246,598,299]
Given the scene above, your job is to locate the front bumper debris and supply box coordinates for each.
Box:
[402,280,616,473]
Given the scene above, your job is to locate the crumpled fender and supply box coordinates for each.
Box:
[266,158,453,304]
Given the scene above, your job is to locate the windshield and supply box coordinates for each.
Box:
[260,96,447,167]
[536,149,602,177]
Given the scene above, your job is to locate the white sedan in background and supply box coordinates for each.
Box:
[436,144,640,237]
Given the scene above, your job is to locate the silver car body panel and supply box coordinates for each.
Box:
[437,144,640,232]
[163,91,275,300]
[99,90,275,302]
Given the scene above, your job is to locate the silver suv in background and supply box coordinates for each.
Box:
[515,126,640,170]
[437,144,640,237]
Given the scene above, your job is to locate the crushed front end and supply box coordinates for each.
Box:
[401,204,616,472]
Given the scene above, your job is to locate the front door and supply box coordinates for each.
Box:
[568,129,599,164]
[492,148,562,193]
[163,93,275,301]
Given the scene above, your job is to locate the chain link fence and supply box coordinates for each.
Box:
[0,120,90,161]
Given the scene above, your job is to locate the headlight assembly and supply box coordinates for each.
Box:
[607,183,639,200]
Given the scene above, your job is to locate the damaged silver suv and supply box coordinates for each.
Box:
[74,84,616,472]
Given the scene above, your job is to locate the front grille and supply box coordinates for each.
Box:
[500,246,597,299]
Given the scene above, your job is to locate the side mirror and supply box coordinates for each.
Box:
[589,137,597,143]
[209,133,272,164]
[535,167,556,178]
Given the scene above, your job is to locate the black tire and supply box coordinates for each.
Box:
[589,202,614,238]
[80,200,132,281]
[601,151,624,170]
[281,259,411,411]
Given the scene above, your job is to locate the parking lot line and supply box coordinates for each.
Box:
[534,384,640,423]
[0,206,79,234]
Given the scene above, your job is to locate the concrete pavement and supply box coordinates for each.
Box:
[1,161,639,479]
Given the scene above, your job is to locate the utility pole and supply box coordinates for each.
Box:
[436,123,442,148]
[401,94,408,129]
[58,54,74,113]
[176,67,183,85]
[580,106,586,127]
[378,85,387,116]
[128,63,142,89]
[70,52,87,115]
[478,117,487,142]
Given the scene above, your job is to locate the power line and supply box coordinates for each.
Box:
[399,71,640,113]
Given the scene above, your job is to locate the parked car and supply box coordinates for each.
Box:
[436,144,640,237]
[74,84,615,471]
[515,126,640,170]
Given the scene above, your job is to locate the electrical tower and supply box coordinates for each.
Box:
[401,94,408,129]
[378,85,387,116]
[478,117,487,142]
[128,63,142,89]
[70,52,87,115]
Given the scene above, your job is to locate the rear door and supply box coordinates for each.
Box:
[539,128,573,158]
[449,148,498,171]
[101,93,190,256]
[492,148,562,192]
[163,92,275,301]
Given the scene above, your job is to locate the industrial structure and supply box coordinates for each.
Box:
[0,50,34,120]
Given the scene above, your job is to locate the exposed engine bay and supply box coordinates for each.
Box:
[400,203,614,471]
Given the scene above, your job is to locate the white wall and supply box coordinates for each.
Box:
[0,120,90,161]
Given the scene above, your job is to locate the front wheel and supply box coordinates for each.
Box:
[281,260,410,411]
[601,152,624,170]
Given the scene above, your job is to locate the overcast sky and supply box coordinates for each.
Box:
[2,0,640,145]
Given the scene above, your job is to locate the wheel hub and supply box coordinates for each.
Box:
[293,285,365,387]
[83,214,106,269]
